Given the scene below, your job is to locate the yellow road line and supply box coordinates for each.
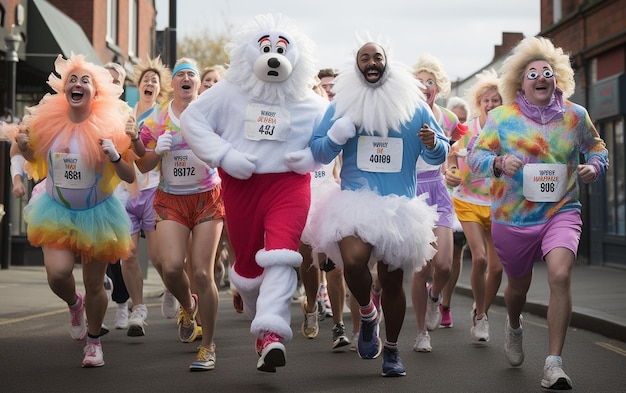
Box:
[596,342,626,357]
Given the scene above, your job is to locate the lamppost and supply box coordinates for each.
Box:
[1,32,21,269]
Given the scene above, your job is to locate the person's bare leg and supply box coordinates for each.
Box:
[544,247,574,356]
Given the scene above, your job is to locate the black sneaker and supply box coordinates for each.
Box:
[332,322,350,350]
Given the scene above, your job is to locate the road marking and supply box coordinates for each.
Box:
[596,341,626,357]
[0,308,67,326]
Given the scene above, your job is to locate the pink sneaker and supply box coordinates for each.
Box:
[256,332,286,372]
[69,293,87,340]
[81,342,105,367]
[440,305,453,328]
[371,291,383,322]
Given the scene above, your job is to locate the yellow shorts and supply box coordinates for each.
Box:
[453,198,492,229]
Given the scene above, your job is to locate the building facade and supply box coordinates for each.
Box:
[541,0,626,268]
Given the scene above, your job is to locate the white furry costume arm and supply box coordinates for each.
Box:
[181,95,233,168]
[182,98,258,180]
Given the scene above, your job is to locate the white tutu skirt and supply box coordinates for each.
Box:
[310,188,439,272]
[301,181,341,246]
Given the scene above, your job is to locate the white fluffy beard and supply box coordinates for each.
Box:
[332,62,424,137]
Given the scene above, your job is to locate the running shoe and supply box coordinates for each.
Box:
[504,315,524,366]
[331,322,350,350]
[256,332,286,372]
[381,346,406,377]
[317,284,332,318]
[439,305,453,328]
[413,331,432,353]
[189,343,216,371]
[127,304,148,337]
[69,292,87,340]
[425,285,442,331]
[177,294,198,343]
[541,356,572,390]
[114,301,129,329]
[104,275,113,303]
[82,342,105,368]
[470,308,490,342]
[161,289,178,319]
[357,318,381,359]
[349,332,359,352]
[301,300,319,339]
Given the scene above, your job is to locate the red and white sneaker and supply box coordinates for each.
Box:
[256,332,286,372]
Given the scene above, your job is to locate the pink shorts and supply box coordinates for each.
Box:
[491,210,582,278]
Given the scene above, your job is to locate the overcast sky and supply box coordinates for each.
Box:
[155,0,540,81]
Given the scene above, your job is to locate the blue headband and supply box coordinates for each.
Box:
[172,63,199,78]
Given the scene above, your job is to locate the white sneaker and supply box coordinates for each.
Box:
[349,332,359,352]
[291,283,305,302]
[114,301,129,329]
[504,315,524,366]
[425,286,442,331]
[413,331,432,353]
[82,342,105,367]
[541,356,572,390]
[161,289,178,319]
[127,304,148,337]
[300,300,319,339]
[104,275,113,303]
[470,309,490,342]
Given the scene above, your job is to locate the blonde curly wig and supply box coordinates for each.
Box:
[413,53,451,99]
[499,36,575,105]
[464,68,500,118]
[132,56,173,103]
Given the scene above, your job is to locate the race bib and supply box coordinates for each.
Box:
[523,163,567,202]
[51,153,96,189]
[161,149,207,186]
[356,136,402,173]
[244,103,290,141]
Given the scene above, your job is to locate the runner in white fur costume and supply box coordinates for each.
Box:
[309,40,448,377]
[181,14,327,372]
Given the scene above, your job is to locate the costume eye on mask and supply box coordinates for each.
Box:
[526,69,554,80]
[424,79,435,87]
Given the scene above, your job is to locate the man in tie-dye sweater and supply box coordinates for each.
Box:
[467,36,608,391]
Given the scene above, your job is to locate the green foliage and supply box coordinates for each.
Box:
[177,30,231,69]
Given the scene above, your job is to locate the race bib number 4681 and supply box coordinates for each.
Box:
[52,153,96,189]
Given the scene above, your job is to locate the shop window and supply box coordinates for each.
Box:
[601,118,625,236]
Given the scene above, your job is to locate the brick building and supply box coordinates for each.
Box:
[540,0,626,268]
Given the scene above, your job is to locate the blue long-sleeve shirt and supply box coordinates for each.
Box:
[310,102,449,198]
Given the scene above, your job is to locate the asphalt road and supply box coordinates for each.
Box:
[0,288,624,392]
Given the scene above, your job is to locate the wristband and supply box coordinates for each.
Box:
[111,153,122,163]
[493,156,504,178]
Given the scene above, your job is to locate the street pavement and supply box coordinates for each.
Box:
[1,256,624,342]
[0,257,625,392]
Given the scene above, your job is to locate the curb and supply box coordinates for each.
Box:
[455,284,626,342]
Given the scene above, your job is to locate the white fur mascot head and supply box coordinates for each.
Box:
[224,13,318,106]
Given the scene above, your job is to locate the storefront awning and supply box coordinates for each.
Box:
[26,0,101,74]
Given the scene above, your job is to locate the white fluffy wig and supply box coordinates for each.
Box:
[224,13,318,106]
[332,33,424,137]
